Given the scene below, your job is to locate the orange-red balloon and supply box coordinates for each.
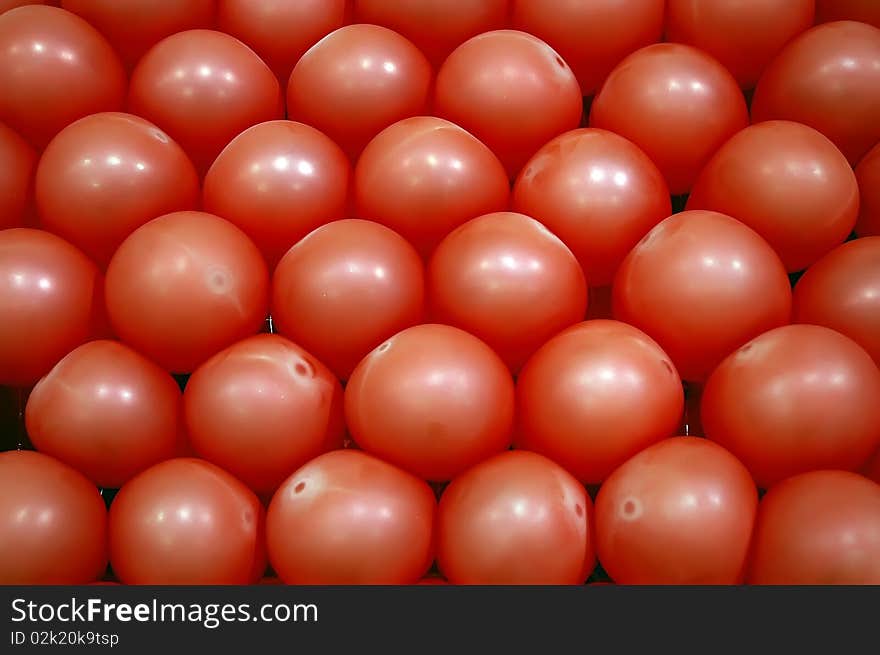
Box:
[687,120,859,272]
[435,30,583,179]
[287,24,431,161]
[702,324,880,489]
[0,228,104,387]
[748,470,880,584]
[185,334,345,496]
[511,0,664,96]
[815,0,880,30]
[595,437,757,584]
[612,210,792,382]
[355,116,510,259]
[0,5,125,149]
[516,320,684,484]
[855,143,880,237]
[110,458,266,585]
[751,21,880,166]
[428,211,587,372]
[0,122,36,230]
[36,112,200,269]
[272,219,425,381]
[204,120,350,269]
[26,340,184,489]
[0,450,107,584]
[267,450,436,584]
[105,211,269,374]
[794,237,880,366]
[345,324,514,481]
[665,0,814,89]
[437,450,595,585]
[590,43,748,194]
[129,29,283,175]
[513,128,671,286]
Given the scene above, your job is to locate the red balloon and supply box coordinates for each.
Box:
[511,0,664,96]
[204,120,350,269]
[516,320,684,484]
[345,324,514,481]
[216,0,343,82]
[62,0,214,70]
[354,0,508,68]
[855,143,880,237]
[702,324,880,489]
[109,458,266,585]
[437,450,595,585]
[665,0,814,89]
[687,120,859,272]
[355,116,510,259]
[815,0,880,30]
[512,128,671,286]
[0,122,36,230]
[0,228,104,387]
[105,211,269,374]
[0,450,107,584]
[435,30,583,179]
[267,449,436,584]
[590,43,748,195]
[751,21,880,166]
[272,219,425,381]
[748,470,880,584]
[1,2,57,14]
[794,237,880,366]
[428,211,587,372]
[287,24,432,161]
[129,29,283,175]
[185,334,345,496]
[36,112,200,269]
[595,437,757,584]
[612,210,792,382]
[0,6,125,150]
[26,340,184,489]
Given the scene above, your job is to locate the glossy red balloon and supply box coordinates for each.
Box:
[748,470,880,584]
[435,30,583,179]
[511,0,664,96]
[0,450,107,584]
[794,237,880,366]
[62,0,214,70]
[613,210,792,382]
[751,21,880,166]
[665,0,814,89]
[703,325,880,489]
[354,0,508,68]
[26,340,183,489]
[0,229,104,387]
[185,334,345,496]
[105,211,269,374]
[595,437,757,584]
[816,0,880,31]
[0,122,36,230]
[272,219,425,381]
[129,29,283,175]
[437,450,595,585]
[0,6,125,149]
[516,320,684,484]
[110,458,266,585]
[428,211,587,372]
[287,24,431,161]
[355,116,510,259]
[855,143,880,237]
[204,120,350,269]
[513,128,671,286]
[345,324,514,481]
[590,43,748,195]
[688,120,859,272]
[36,112,200,269]
[267,449,436,584]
